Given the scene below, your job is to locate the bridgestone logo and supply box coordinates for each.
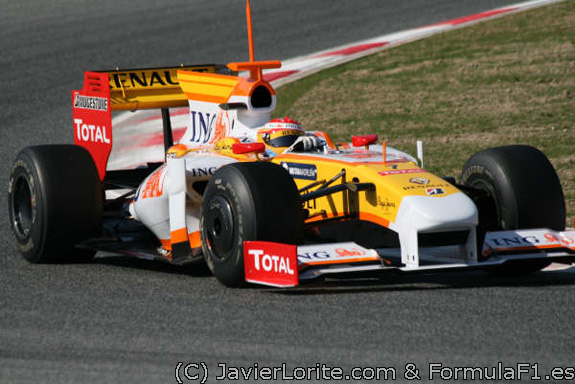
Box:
[74,93,108,111]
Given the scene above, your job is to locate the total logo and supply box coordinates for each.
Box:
[74,118,111,144]
[248,249,295,275]
[244,242,299,287]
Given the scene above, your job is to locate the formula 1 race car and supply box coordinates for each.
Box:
[8,2,575,287]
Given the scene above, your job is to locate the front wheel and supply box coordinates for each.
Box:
[460,145,565,274]
[200,162,303,287]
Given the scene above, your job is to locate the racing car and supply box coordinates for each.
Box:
[8,1,575,287]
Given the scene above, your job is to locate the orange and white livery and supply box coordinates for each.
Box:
[8,0,573,288]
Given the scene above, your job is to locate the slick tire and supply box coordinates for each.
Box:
[8,145,103,263]
[460,145,565,274]
[200,162,303,287]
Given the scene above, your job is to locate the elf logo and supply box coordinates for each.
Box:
[426,187,445,196]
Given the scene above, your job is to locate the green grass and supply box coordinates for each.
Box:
[274,0,575,225]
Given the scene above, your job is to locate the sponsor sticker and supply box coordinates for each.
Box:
[297,243,380,267]
[341,153,379,160]
[188,110,216,144]
[73,93,108,111]
[409,177,429,185]
[377,197,397,213]
[280,162,317,180]
[426,187,445,196]
[244,241,298,287]
[482,229,575,257]
[403,182,450,191]
[74,118,111,144]
[334,247,366,257]
[379,169,424,176]
[107,66,215,91]
[189,167,217,178]
[139,168,168,199]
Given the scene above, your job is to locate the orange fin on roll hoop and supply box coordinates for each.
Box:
[227,0,282,81]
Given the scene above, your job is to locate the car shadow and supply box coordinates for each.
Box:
[268,267,575,295]
[93,254,213,278]
[89,253,575,292]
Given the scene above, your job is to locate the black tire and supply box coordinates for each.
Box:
[8,145,103,263]
[460,145,565,273]
[200,162,303,287]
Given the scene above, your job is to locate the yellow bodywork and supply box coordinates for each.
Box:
[100,64,227,110]
[271,152,459,229]
[177,71,241,104]
[169,136,461,230]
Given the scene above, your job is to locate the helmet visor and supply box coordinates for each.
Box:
[262,129,304,148]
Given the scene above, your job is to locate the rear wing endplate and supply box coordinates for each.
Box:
[72,64,230,180]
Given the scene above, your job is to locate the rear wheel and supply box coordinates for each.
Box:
[8,145,103,263]
[460,145,565,273]
[200,162,303,287]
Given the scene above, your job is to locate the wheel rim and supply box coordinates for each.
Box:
[203,194,235,261]
[11,174,34,240]
[468,178,503,229]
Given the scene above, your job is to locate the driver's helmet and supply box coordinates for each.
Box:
[259,117,305,148]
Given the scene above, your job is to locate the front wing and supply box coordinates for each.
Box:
[243,229,575,287]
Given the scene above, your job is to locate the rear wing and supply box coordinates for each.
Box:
[102,64,231,111]
[72,64,232,180]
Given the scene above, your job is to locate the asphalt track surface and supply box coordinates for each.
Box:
[2,1,575,383]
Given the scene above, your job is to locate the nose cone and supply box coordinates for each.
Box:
[393,192,478,232]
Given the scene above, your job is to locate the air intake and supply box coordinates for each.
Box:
[251,85,272,108]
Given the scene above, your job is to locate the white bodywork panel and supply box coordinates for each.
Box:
[130,153,237,243]
[389,193,478,268]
